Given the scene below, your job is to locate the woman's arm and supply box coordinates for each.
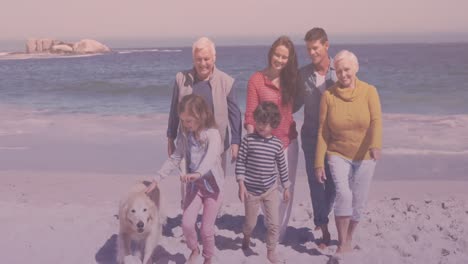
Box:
[244,74,260,130]
[314,92,330,169]
[368,86,383,160]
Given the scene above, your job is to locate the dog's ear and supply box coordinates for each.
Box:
[119,201,129,224]
[146,186,161,209]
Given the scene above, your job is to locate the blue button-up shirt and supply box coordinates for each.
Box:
[294,59,337,145]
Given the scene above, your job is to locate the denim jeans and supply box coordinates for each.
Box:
[327,155,376,221]
[303,142,336,227]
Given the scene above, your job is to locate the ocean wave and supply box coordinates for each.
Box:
[0,146,28,150]
[383,113,468,128]
[58,82,173,97]
[159,49,182,52]
[383,113,468,153]
[118,49,160,54]
[384,147,468,155]
[0,53,104,61]
[117,49,182,54]
[384,113,468,124]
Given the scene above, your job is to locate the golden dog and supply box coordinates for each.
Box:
[117,182,165,264]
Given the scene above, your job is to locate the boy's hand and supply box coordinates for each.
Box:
[145,180,158,194]
[180,173,201,183]
[283,188,290,202]
[238,181,247,203]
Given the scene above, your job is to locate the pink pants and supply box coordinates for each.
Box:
[182,179,223,259]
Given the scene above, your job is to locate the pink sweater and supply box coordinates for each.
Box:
[244,72,297,148]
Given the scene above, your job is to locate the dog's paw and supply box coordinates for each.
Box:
[123,255,142,264]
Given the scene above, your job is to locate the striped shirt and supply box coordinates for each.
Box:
[235,133,291,195]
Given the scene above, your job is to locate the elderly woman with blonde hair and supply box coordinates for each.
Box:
[314,50,382,255]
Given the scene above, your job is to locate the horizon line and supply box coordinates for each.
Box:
[1,32,468,51]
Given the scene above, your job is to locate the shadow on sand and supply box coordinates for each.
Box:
[215,213,335,256]
[96,212,337,263]
[95,224,186,264]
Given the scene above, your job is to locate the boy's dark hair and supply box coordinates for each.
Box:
[253,101,281,129]
[304,27,328,44]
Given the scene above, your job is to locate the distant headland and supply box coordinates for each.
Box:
[25,38,111,54]
[0,38,111,60]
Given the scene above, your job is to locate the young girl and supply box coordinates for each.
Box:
[146,94,224,264]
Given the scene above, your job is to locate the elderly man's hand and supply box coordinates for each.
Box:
[231,144,239,163]
[167,138,175,157]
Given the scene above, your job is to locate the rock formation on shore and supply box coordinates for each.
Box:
[26,38,111,54]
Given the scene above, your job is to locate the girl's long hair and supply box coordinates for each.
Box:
[267,36,299,105]
[178,94,216,134]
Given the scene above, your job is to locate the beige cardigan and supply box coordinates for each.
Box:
[175,67,234,149]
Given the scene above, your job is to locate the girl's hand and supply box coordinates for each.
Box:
[180,173,201,183]
[283,188,290,202]
[315,168,326,184]
[145,180,158,194]
[370,148,381,161]
[238,181,247,203]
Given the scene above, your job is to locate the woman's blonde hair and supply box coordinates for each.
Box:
[178,94,216,133]
[334,50,359,72]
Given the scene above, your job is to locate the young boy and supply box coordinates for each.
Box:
[236,101,290,263]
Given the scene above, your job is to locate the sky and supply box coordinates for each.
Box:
[1,0,468,49]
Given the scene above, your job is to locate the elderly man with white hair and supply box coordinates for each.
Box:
[314,49,383,256]
[166,37,242,209]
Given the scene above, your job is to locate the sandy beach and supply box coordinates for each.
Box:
[1,105,468,264]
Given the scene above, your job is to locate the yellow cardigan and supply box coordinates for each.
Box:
[314,78,382,169]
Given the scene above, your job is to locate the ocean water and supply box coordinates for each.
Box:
[1,43,468,115]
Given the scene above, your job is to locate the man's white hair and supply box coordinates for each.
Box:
[192,37,216,56]
[334,50,359,72]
